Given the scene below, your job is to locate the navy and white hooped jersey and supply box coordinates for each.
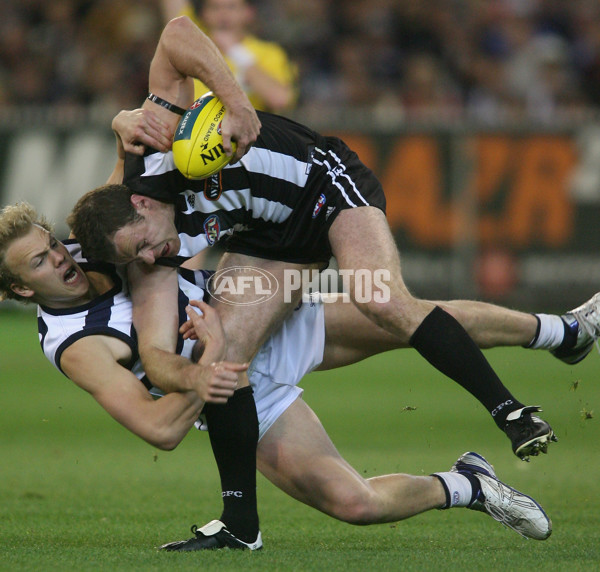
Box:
[38,240,211,392]
[124,111,329,257]
[37,242,328,437]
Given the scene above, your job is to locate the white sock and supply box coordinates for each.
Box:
[529,314,565,349]
[433,471,475,508]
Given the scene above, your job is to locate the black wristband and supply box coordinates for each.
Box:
[147,93,187,116]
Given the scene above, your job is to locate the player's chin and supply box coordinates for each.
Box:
[170,237,181,256]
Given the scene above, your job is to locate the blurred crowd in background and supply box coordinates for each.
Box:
[3,0,600,123]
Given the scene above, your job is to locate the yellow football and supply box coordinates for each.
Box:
[172,93,236,180]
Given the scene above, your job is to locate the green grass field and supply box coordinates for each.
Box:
[1,308,599,571]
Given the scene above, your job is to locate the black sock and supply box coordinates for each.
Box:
[203,386,259,542]
[410,307,524,428]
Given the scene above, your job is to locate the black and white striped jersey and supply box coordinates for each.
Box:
[38,240,210,394]
[123,111,336,257]
[124,111,385,264]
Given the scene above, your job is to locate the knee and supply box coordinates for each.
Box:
[324,489,379,525]
[353,295,426,339]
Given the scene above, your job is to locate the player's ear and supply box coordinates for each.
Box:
[130,194,151,213]
[10,283,35,299]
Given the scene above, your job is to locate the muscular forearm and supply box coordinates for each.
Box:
[141,390,204,450]
[141,346,201,393]
[63,337,205,451]
[153,17,248,112]
[107,117,126,183]
[106,158,124,185]
[140,310,227,395]
[147,16,260,160]
[140,336,234,404]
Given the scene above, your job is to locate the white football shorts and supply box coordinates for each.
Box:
[192,295,325,438]
[249,295,326,440]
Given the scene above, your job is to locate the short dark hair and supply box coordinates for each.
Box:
[67,184,141,262]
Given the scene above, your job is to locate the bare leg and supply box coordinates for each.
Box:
[319,296,538,370]
[328,207,434,340]
[257,398,445,524]
[210,252,319,362]
[435,300,537,348]
[329,208,538,348]
[209,252,319,388]
[327,207,533,434]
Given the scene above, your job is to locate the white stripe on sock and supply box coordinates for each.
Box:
[433,471,474,508]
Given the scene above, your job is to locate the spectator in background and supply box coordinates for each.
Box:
[0,0,162,112]
[293,0,404,112]
[255,0,332,109]
[399,53,462,121]
[79,0,163,112]
[573,5,600,108]
[2,0,600,121]
[161,0,297,113]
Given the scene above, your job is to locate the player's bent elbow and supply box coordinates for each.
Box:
[153,436,179,451]
[154,440,179,452]
[162,16,197,46]
[144,427,186,451]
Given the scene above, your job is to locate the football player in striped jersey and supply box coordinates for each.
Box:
[69,16,571,466]
[1,202,555,549]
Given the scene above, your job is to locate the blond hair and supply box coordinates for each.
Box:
[0,203,52,302]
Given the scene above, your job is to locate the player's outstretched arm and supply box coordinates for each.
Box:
[146,15,261,161]
[61,335,204,450]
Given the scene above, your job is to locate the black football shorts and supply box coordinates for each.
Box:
[223,136,387,265]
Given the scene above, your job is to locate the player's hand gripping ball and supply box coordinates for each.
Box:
[172,93,237,179]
